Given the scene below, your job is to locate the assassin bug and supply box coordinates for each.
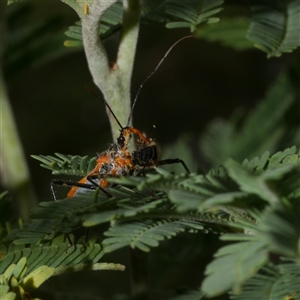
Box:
[51,122,136,199]
[51,35,192,200]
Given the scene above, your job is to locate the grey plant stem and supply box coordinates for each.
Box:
[79,0,141,141]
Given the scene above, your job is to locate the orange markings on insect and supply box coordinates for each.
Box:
[65,127,140,198]
[64,125,160,198]
[128,127,151,144]
[67,178,87,198]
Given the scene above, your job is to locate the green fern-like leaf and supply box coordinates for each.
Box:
[0,235,125,298]
[25,145,300,287]
[254,205,300,259]
[229,260,300,300]
[28,147,299,246]
[82,198,168,227]
[112,147,300,213]
[201,237,268,297]
[247,0,300,57]
[202,199,300,297]
[141,0,169,23]
[224,157,300,205]
[0,256,55,299]
[196,18,254,50]
[31,153,96,176]
[166,0,224,31]
[0,235,110,275]
[6,190,109,245]
[200,74,298,166]
[6,186,169,245]
[103,219,205,252]
[231,199,300,258]
[240,146,299,176]
[5,173,234,248]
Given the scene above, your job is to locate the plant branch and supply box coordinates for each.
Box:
[81,0,141,141]
[114,211,236,228]
[116,0,142,127]
[81,0,115,90]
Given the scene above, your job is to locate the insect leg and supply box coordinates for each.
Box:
[157,158,190,174]
[50,180,98,201]
[86,174,112,198]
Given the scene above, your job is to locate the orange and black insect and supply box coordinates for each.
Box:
[51,114,138,199]
[51,35,192,200]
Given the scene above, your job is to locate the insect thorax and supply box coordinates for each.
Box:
[132,143,160,167]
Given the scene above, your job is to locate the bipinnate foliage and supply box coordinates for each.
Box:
[62,0,224,46]
[196,0,300,56]
[62,0,300,57]
[4,145,297,298]
[200,73,300,167]
[0,256,54,300]
[247,0,300,57]
[5,0,300,76]
[30,153,97,177]
[229,259,300,300]
[0,229,124,299]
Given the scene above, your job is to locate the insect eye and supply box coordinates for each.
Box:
[117,136,125,145]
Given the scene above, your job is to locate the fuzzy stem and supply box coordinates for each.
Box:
[81,0,141,141]
[116,0,141,127]
[81,0,115,89]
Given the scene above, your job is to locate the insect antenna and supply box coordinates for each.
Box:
[85,86,123,130]
[126,35,194,127]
